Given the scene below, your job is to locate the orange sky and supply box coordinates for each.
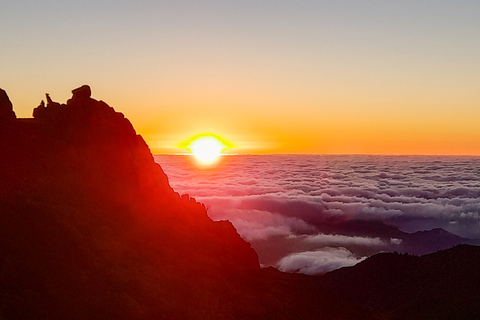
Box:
[2,1,480,155]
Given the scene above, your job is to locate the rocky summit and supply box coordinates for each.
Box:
[0,86,264,320]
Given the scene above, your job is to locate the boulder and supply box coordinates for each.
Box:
[71,85,91,99]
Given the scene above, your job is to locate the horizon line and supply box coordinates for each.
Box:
[155,153,480,157]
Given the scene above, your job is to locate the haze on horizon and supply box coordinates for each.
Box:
[2,1,480,155]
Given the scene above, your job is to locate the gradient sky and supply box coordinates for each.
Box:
[2,1,480,155]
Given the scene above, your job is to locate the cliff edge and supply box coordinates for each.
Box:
[0,86,262,319]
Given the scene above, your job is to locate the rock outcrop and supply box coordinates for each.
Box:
[0,88,15,120]
[0,86,264,320]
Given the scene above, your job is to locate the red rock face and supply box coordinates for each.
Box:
[0,86,261,319]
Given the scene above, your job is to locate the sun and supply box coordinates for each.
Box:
[187,135,227,163]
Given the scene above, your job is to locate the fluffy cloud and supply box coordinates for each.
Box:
[302,234,387,247]
[156,155,480,273]
[277,247,365,275]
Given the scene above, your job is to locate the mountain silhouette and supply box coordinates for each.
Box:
[321,219,478,256]
[322,244,480,319]
[0,86,478,319]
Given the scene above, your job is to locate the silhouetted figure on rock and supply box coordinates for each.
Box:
[0,88,16,121]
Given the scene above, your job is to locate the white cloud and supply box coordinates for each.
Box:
[303,233,386,247]
[156,155,480,273]
[277,247,365,275]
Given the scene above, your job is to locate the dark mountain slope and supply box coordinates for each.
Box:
[322,244,480,319]
[0,86,258,319]
[0,86,371,319]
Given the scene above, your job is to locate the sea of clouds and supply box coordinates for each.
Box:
[155,155,480,274]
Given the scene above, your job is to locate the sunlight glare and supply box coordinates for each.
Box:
[188,136,225,163]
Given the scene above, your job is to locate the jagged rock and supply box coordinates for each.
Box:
[45,93,62,109]
[0,88,16,120]
[66,85,95,109]
[2,86,176,206]
[71,84,91,99]
[0,87,267,319]
[32,94,63,120]
[32,100,46,118]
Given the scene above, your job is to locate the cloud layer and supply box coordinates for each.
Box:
[156,155,480,274]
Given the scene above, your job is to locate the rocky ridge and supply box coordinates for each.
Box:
[0,86,263,319]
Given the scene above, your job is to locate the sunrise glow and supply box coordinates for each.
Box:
[2,1,480,318]
[3,2,480,156]
[187,135,227,163]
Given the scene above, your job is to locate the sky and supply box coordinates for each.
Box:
[2,1,480,155]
